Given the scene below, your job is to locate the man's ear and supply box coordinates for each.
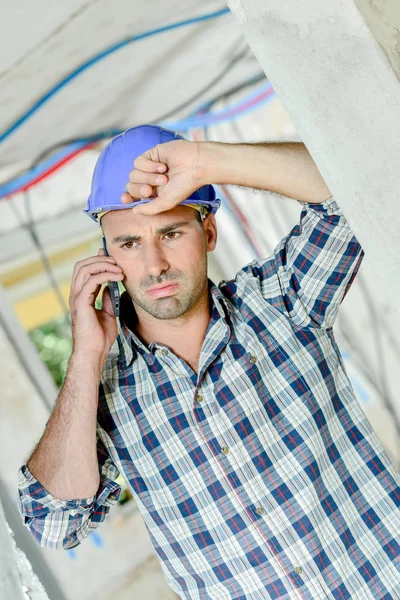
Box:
[203,213,217,252]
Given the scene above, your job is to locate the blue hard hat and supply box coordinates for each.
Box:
[84,124,221,224]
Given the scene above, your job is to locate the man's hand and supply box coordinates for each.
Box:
[121,139,206,216]
[69,248,124,366]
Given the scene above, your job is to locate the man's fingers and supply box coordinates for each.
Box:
[123,182,155,201]
[134,153,167,173]
[121,191,137,205]
[129,169,168,187]
[74,272,124,306]
[72,254,116,280]
[74,256,118,279]
[73,261,123,297]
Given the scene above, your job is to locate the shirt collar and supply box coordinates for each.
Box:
[208,279,233,322]
[115,280,232,369]
[116,292,145,368]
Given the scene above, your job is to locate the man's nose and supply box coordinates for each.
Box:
[143,244,170,278]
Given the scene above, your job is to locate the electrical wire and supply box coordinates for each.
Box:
[0,142,97,197]
[160,81,276,131]
[1,141,99,197]
[0,7,231,144]
[9,192,70,320]
[0,80,274,199]
[0,41,259,195]
[152,43,257,123]
[191,72,266,117]
[32,72,266,173]
[30,130,121,172]
[24,190,70,318]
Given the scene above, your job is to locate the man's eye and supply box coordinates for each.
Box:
[165,232,180,240]
[122,241,135,249]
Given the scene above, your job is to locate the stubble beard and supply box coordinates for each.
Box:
[124,259,208,321]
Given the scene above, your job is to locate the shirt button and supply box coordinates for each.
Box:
[221,446,229,455]
[161,349,168,356]
[250,355,257,364]
[294,566,303,574]
[255,506,265,515]
[109,494,117,501]
[196,394,203,403]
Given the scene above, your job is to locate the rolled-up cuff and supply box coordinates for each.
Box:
[18,464,121,519]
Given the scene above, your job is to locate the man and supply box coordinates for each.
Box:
[18,125,400,600]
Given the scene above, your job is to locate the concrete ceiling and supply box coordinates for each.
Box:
[0,1,262,167]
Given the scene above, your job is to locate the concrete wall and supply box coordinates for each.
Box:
[0,499,25,600]
[354,0,400,79]
[226,0,400,314]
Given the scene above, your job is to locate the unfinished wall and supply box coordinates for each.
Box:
[226,0,400,312]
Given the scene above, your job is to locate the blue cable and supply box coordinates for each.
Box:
[0,8,230,145]
[0,81,274,198]
[0,130,122,196]
[161,82,275,131]
[1,141,89,196]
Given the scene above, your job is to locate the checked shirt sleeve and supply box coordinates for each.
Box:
[17,434,121,549]
[238,197,364,329]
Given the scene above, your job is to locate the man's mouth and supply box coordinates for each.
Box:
[146,283,179,298]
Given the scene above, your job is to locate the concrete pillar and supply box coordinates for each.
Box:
[0,499,25,600]
[226,0,400,311]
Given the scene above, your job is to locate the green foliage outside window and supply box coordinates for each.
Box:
[29,315,72,388]
[28,290,106,389]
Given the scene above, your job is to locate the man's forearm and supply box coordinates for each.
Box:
[27,352,102,500]
[198,141,332,204]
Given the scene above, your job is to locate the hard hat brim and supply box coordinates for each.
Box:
[84,197,221,224]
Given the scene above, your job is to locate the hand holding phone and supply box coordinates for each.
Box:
[101,236,121,317]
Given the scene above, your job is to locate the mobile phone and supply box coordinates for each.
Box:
[101,236,120,317]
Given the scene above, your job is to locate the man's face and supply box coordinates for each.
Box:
[101,205,217,320]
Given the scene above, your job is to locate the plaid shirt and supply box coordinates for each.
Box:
[18,197,400,600]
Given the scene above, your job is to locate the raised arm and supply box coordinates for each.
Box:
[195,141,332,204]
[120,139,332,215]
